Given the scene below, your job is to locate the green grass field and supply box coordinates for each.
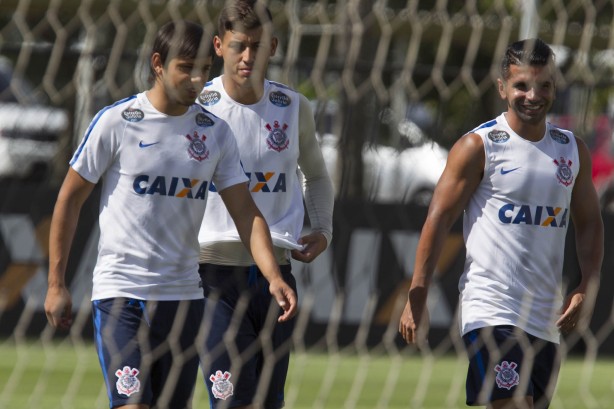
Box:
[1,340,613,409]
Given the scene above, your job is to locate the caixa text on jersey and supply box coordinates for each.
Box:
[133,175,209,199]
[209,172,287,193]
[498,204,569,227]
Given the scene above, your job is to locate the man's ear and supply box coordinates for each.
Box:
[497,78,506,99]
[270,36,278,57]
[151,52,164,78]
[213,36,223,57]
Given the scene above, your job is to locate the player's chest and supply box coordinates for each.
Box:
[487,138,577,200]
[119,122,222,175]
[212,102,299,157]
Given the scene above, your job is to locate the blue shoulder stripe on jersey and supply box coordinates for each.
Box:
[195,104,221,120]
[547,121,572,133]
[267,79,296,92]
[70,95,137,165]
[468,119,497,134]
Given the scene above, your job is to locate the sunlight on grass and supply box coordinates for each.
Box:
[1,341,613,409]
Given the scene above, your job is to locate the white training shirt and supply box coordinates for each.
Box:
[196,77,319,262]
[459,113,579,344]
[71,92,248,301]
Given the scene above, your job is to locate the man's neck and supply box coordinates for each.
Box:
[146,87,188,116]
[222,75,265,105]
[504,113,546,142]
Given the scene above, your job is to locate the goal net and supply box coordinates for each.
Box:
[1,1,613,408]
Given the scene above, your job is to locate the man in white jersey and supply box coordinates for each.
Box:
[44,20,296,409]
[195,1,334,408]
[399,39,603,409]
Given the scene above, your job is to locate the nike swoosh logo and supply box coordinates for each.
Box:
[139,141,160,148]
[500,167,520,175]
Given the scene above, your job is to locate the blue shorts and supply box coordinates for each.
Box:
[198,264,296,409]
[92,298,205,409]
[463,325,560,408]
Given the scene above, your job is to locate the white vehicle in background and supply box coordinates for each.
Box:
[319,118,448,205]
[0,103,69,179]
[0,56,69,180]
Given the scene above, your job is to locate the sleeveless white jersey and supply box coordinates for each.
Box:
[70,92,247,301]
[196,77,304,250]
[460,113,579,343]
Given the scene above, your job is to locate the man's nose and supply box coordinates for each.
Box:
[191,73,205,86]
[242,46,256,63]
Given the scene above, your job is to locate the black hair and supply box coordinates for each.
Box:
[500,38,556,80]
[217,0,273,37]
[150,20,212,79]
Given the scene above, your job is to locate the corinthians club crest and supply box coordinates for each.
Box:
[265,121,289,152]
[210,370,234,400]
[553,156,573,186]
[494,361,520,390]
[115,366,140,397]
[186,131,210,161]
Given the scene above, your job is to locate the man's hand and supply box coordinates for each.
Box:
[291,232,327,263]
[268,278,298,322]
[44,285,73,330]
[398,289,429,348]
[556,287,596,334]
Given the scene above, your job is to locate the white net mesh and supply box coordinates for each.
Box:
[1,1,613,408]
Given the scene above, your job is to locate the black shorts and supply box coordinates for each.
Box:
[92,297,204,408]
[198,263,296,409]
[463,325,560,408]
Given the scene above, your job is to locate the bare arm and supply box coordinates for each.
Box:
[556,137,604,333]
[45,168,95,329]
[399,132,484,345]
[293,95,335,263]
[219,183,298,322]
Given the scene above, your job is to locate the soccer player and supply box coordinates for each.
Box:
[195,1,334,408]
[399,38,603,409]
[44,20,296,409]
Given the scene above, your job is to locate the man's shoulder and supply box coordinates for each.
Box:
[190,104,229,128]
[464,115,514,144]
[92,94,141,128]
[191,104,221,122]
[189,105,235,144]
[266,79,295,92]
[468,117,500,135]
[265,80,307,111]
[546,122,575,145]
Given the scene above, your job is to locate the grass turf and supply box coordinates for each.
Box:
[1,340,612,409]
